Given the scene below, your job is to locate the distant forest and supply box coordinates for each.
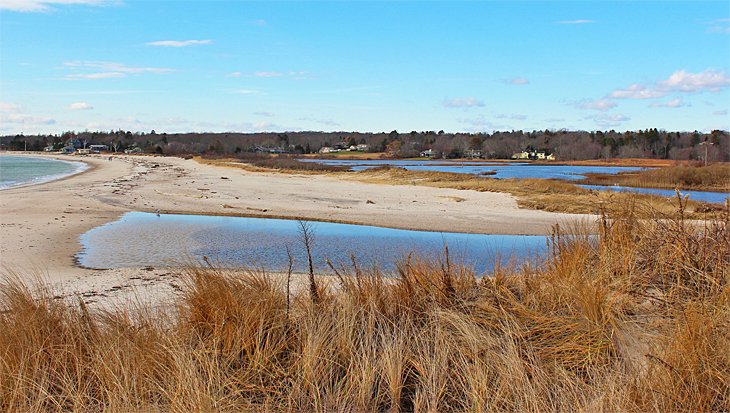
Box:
[1,129,728,161]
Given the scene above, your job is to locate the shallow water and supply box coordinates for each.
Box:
[579,184,729,204]
[0,155,88,189]
[300,159,645,180]
[77,212,548,274]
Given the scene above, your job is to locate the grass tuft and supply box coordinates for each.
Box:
[1,200,728,412]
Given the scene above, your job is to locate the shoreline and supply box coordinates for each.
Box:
[0,152,94,191]
[0,151,593,306]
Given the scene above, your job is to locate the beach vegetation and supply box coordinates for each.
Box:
[1,198,728,412]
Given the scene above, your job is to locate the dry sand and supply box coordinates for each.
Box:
[0,153,594,306]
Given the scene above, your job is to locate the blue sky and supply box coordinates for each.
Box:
[1,0,729,134]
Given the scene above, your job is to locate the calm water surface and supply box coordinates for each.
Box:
[579,185,729,204]
[0,155,88,189]
[77,212,548,274]
[300,159,645,180]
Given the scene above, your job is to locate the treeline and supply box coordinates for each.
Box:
[1,128,727,161]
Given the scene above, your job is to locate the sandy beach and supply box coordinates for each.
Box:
[0,153,593,305]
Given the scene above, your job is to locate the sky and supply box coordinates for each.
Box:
[1,0,729,134]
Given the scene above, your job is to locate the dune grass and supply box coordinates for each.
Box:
[580,163,730,192]
[1,198,729,412]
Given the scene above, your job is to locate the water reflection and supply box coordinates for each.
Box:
[78,212,548,274]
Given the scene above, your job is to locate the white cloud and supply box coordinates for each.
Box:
[297,116,340,127]
[713,109,728,116]
[0,0,115,12]
[255,71,284,78]
[648,98,686,108]
[253,19,267,26]
[609,69,730,100]
[67,72,126,79]
[587,113,630,128]
[0,113,56,127]
[228,71,242,78]
[0,102,21,113]
[707,18,730,34]
[658,69,730,92]
[504,77,529,85]
[494,113,527,120]
[146,39,212,47]
[253,111,275,117]
[67,101,93,110]
[63,61,174,80]
[574,98,617,111]
[442,97,485,108]
[557,19,594,24]
[609,83,666,99]
[230,89,258,95]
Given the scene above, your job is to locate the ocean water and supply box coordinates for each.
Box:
[0,155,88,189]
[77,212,549,274]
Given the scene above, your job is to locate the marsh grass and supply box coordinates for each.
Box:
[580,163,730,192]
[350,166,726,217]
[2,200,728,412]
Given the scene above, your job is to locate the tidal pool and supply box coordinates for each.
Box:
[77,212,548,274]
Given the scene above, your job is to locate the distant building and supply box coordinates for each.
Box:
[319,146,337,154]
[43,145,55,152]
[61,146,75,154]
[88,144,109,153]
[511,151,530,160]
[464,149,482,159]
[420,149,434,158]
[511,149,555,160]
[124,147,142,154]
[355,143,369,152]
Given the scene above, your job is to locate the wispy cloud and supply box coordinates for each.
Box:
[442,97,485,108]
[609,83,666,99]
[0,0,116,12]
[713,109,728,116]
[253,19,267,27]
[586,113,630,128]
[253,111,275,117]
[63,61,174,80]
[648,98,687,108]
[0,102,21,113]
[574,98,617,111]
[228,71,242,78]
[255,71,283,78]
[229,89,258,95]
[297,116,340,127]
[609,69,730,100]
[146,39,212,47]
[557,19,594,24]
[706,17,730,34]
[494,113,527,120]
[67,101,93,110]
[504,77,529,85]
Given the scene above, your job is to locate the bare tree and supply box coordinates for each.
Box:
[297,219,319,303]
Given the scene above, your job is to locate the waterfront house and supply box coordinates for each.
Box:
[61,146,75,154]
[420,149,434,158]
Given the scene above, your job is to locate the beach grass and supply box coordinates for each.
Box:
[1,198,728,412]
[579,163,730,192]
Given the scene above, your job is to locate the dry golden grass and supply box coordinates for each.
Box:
[1,198,728,412]
[581,163,730,192]
[349,166,726,218]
